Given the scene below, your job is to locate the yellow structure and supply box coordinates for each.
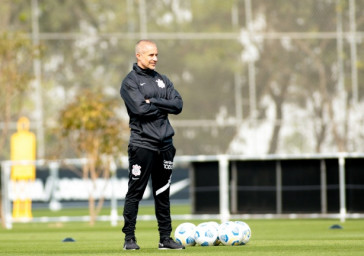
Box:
[10,117,36,219]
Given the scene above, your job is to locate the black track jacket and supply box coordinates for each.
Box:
[120,63,183,151]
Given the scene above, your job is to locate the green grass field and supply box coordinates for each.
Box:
[1,206,364,256]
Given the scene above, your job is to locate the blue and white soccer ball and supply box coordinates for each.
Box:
[235,221,252,245]
[194,222,219,246]
[218,221,242,246]
[203,222,221,245]
[174,222,196,246]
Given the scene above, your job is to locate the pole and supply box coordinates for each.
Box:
[336,0,346,110]
[110,158,118,227]
[138,0,147,39]
[230,161,238,214]
[49,162,61,211]
[31,0,45,158]
[276,161,282,215]
[338,156,346,222]
[218,155,230,223]
[244,0,257,120]
[1,161,12,229]
[320,160,327,214]
[349,0,358,105]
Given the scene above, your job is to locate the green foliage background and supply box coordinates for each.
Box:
[1,0,364,158]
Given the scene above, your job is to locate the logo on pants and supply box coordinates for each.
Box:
[131,164,141,178]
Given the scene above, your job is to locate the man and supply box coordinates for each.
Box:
[120,40,184,250]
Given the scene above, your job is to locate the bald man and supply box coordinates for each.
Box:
[120,40,184,250]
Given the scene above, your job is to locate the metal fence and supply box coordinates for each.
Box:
[3,152,364,229]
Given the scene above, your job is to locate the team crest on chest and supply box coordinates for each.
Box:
[156,79,165,88]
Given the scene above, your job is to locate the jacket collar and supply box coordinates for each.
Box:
[133,63,156,77]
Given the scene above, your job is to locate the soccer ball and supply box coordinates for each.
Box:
[197,222,221,245]
[194,222,219,246]
[203,222,221,245]
[218,221,242,246]
[174,222,196,246]
[235,221,252,245]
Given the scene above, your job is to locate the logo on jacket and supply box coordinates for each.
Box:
[131,164,141,177]
[156,79,165,88]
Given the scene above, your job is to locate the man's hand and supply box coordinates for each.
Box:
[145,99,150,104]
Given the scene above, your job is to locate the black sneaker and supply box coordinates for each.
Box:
[123,238,140,250]
[158,237,185,250]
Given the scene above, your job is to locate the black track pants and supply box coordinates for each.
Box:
[122,145,175,241]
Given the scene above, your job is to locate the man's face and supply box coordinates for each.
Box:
[136,43,158,70]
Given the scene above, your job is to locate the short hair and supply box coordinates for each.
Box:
[135,40,156,54]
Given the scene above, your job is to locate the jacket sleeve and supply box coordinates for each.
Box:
[120,78,161,118]
[149,76,183,115]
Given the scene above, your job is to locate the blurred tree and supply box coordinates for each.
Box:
[33,0,133,158]
[0,31,36,228]
[0,0,31,32]
[289,1,349,152]
[147,0,242,155]
[1,0,363,157]
[249,0,351,153]
[0,32,35,158]
[0,0,34,229]
[59,89,128,225]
